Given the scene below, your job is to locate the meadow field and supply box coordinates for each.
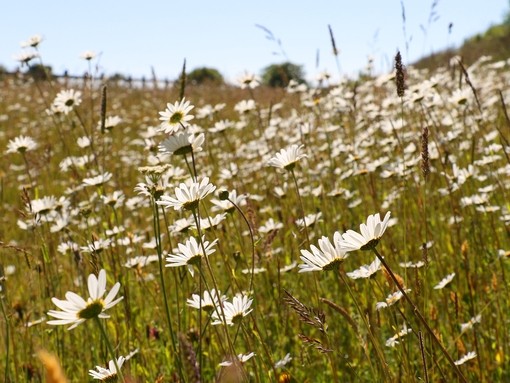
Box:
[1,46,510,382]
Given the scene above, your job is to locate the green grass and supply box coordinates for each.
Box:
[0,51,510,383]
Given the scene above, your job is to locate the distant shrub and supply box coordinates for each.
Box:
[27,64,53,81]
[185,67,224,86]
[261,62,306,88]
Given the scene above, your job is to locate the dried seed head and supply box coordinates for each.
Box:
[395,51,406,97]
[421,126,430,180]
[38,350,68,383]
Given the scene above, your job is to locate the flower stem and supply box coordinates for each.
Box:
[152,201,186,382]
[371,247,468,383]
[0,292,10,382]
[290,169,310,247]
[94,317,125,382]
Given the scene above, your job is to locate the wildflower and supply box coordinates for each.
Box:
[123,255,159,269]
[212,293,253,326]
[299,233,349,272]
[219,352,256,367]
[346,257,381,279]
[157,177,216,211]
[274,353,292,369]
[165,236,218,277]
[158,98,194,134]
[460,314,482,333]
[187,289,226,312]
[89,356,125,381]
[52,89,82,115]
[454,351,477,366]
[234,99,256,114]
[6,135,37,154]
[80,50,97,60]
[21,34,43,48]
[47,269,123,330]
[376,289,410,310]
[14,51,39,65]
[267,144,307,171]
[80,238,113,254]
[210,189,246,213]
[83,172,113,187]
[339,212,391,251]
[399,260,425,269]
[159,132,204,156]
[296,212,322,228]
[385,323,413,347]
[98,115,122,131]
[237,72,260,89]
[259,218,284,234]
[434,273,455,290]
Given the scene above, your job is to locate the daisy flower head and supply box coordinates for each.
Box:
[237,72,260,89]
[80,50,97,61]
[433,272,455,290]
[89,356,125,381]
[158,98,194,134]
[159,132,204,156]
[7,135,38,154]
[83,172,113,187]
[14,51,39,65]
[157,177,216,211]
[187,288,226,312]
[376,289,410,310]
[346,257,382,279]
[268,144,307,171]
[212,293,253,326]
[21,34,43,48]
[166,236,218,277]
[52,89,82,115]
[219,352,256,367]
[47,269,123,330]
[339,211,391,251]
[454,351,477,366]
[299,233,349,272]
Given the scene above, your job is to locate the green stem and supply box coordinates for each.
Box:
[0,292,10,382]
[290,169,310,247]
[371,247,468,383]
[94,317,125,382]
[152,201,186,382]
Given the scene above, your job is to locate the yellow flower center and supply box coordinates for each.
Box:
[78,300,104,319]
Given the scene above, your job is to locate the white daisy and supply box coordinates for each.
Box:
[186,289,226,312]
[219,352,256,367]
[433,273,455,290]
[212,293,253,326]
[454,351,477,366]
[267,144,307,171]
[376,289,410,311]
[159,132,204,156]
[346,257,382,279]
[339,212,392,251]
[47,269,123,330]
[6,135,38,154]
[157,177,216,211]
[83,172,113,187]
[158,98,194,134]
[165,236,218,277]
[89,356,125,381]
[299,233,349,272]
[52,89,82,115]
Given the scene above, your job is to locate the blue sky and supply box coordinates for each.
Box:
[1,1,508,83]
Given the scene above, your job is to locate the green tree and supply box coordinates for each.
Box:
[27,64,53,81]
[261,62,306,88]
[186,67,224,85]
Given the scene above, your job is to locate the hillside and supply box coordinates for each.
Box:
[414,22,510,69]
